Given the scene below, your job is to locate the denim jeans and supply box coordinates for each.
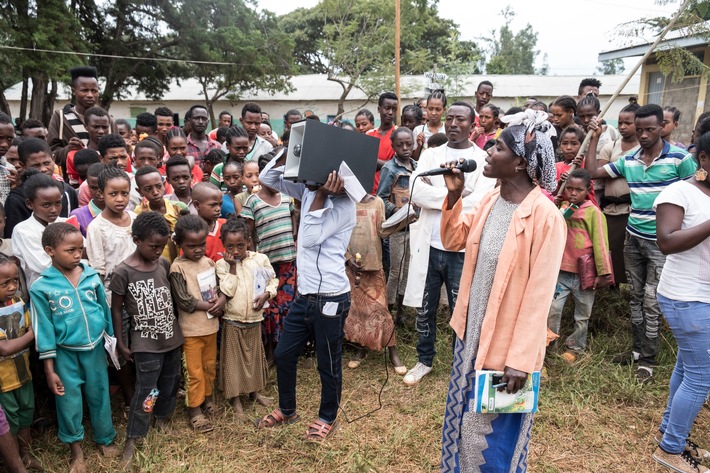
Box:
[657,294,710,454]
[624,233,666,366]
[547,271,596,354]
[273,292,350,424]
[126,347,182,439]
[416,247,464,367]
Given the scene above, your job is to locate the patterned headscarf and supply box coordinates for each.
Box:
[499,109,557,192]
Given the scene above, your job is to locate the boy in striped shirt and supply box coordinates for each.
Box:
[586,104,696,383]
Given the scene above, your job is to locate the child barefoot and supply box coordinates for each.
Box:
[192,182,226,262]
[31,223,119,472]
[12,173,69,288]
[236,161,260,209]
[344,194,406,375]
[210,127,249,192]
[555,126,597,206]
[0,254,39,469]
[110,212,184,466]
[169,215,226,433]
[215,218,277,417]
[377,128,417,326]
[221,161,244,217]
[134,165,188,262]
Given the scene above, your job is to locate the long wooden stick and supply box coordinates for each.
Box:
[557,0,693,196]
[395,0,401,123]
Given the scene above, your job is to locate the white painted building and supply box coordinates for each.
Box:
[4,73,640,134]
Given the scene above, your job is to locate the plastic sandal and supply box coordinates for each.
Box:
[190,414,214,434]
[304,419,339,443]
[255,409,300,428]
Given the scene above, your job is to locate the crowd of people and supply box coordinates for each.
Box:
[0,65,707,473]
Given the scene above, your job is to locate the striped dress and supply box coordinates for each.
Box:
[241,193,297,342]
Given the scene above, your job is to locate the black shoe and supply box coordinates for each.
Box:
[612,351,639,365]
[636,365,653,384]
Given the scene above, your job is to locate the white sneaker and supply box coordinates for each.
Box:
[403,362,432,386]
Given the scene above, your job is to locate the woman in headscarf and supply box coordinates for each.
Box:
[439,110,567,472]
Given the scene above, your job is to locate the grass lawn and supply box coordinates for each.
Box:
[26,288,709,472]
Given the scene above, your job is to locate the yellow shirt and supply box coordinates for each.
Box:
[216,252,278,324]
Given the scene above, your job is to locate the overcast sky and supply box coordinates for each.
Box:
[258,0,679,75]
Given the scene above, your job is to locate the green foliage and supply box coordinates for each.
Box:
[0,0,293,123]
[0,0,87,119]
[597,58,626,75]
[277,0,483,116]
[482,7,543,75]
[165,0,293,126]
[87,0,182,110]
[614,0,710,82]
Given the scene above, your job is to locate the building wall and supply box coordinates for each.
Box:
[661,76,700,145]
[8,93,635,135]
[639,46,710,146]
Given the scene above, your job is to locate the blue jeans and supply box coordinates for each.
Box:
[416,247,464,367]
[547,271,596,354]
[126,347,182,439]
[657,294,710,454]
[273,292,350,424]
[624,233,666,366]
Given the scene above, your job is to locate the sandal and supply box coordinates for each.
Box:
[304,419,339,443]
[255,409,300,428]
[190,414,214,434]
[202,400,219,418]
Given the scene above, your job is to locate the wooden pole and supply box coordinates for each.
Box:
[557,0,692,195]
[395,0,401,125]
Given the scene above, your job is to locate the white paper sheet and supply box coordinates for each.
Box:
[104,333,121,370]
[339,161,367,203]
[253,266,276,309]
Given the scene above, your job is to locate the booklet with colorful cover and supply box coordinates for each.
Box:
[473,370,540,414]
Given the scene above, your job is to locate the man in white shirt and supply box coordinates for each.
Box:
[257,152,356,441]
[403,101,496,386]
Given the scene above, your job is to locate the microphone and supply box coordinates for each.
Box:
[417,159,478,177]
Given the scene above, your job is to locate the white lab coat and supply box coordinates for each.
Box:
[403,144,495,308]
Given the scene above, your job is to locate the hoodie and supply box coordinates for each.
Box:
[30,263,113,360]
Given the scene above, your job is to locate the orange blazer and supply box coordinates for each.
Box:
[441,186,566,374]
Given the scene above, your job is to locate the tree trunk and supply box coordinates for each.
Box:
[29,75,48,120]
[19,76,28,123]
[0,92,11,117]
[42,79,57,126]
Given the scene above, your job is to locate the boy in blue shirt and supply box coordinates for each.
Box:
[31,223,118,471]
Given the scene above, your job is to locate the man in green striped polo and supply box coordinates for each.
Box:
[586,103,696,383]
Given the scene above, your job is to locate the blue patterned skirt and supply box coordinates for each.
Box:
[441,338,533,472]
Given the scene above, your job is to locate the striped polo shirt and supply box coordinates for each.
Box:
[603,141,696,240]
[241,193,297,264]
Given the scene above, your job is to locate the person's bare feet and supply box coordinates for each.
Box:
[97,442,120,458]
[230,397,244,414]
[389,347,407,376]
[153,417,169,432]
[251,392,273,407]
[69,443,85,473]
[230,397,248,421]
[120,439,136,470]
[21,453,41,470]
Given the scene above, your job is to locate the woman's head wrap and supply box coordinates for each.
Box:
[499,109,558,192]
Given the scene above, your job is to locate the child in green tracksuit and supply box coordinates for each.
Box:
[30,222,118,471]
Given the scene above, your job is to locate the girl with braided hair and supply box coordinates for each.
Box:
[439,110,567,472]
